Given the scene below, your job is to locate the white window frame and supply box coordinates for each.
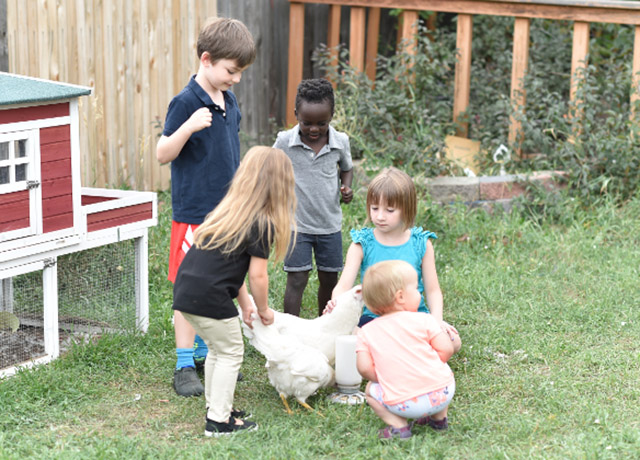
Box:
[0,129,42,241]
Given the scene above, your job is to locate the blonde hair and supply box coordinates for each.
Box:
[362,260,416,315]
[366,167,416,230]
[197,17,256,68]
[194,146,296,261]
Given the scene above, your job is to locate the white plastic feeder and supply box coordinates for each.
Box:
[328,335,365,405]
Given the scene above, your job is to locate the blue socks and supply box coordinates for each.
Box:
[193,334,208,361]
[175,335,209,369]
[176,348,195,370]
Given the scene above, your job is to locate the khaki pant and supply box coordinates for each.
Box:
[181,312,244,423]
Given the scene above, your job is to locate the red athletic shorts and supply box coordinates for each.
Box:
[167,221,200,283]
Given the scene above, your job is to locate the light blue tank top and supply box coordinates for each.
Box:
[351,227,437,318]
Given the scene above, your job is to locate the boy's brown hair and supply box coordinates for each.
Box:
[197,17,256,68]
[366,167,416,230]
[362,260,416,315]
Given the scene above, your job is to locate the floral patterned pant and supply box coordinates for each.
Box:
[369,381,455,419]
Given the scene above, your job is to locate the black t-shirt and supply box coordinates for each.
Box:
[172,224,271,319]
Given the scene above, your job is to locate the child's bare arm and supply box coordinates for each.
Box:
[430,329,455,363]
[236,283,255,327]
[248,256,274,325]
[423,241,460,350]
[156,107,212,164]
[332,243,362,298]
[340,168,354,203]
[356,350,378,382]
[422,239,444,321]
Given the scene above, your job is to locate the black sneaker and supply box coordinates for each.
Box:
[204,416,258,437]
[173,367,204,397]
[231,408,251,419]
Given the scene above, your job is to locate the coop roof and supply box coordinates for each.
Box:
[0,72,92,107]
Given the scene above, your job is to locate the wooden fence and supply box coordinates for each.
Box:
[0,1,7,72]
[286,0,640,155]
[3,0,348,191]
[6,0,218,191]
[8,1,640,191]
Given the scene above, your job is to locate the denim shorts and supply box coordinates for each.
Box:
[284,231,343,272]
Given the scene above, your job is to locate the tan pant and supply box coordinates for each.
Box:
[180,312,244,423]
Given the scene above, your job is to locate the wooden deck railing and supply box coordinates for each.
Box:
[286,0,640,154]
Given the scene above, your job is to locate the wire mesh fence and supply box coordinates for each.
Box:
[0,240,138,371]
[0,272,44,369]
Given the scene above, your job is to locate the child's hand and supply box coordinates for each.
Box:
[241,305,257,329]
[186,107,212,133]
[340,185,353,204]
[441,320,459,342]
[323,299,337,315]
[258,307,275,325]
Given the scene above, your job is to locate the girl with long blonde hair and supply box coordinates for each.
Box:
[172,146,296,437]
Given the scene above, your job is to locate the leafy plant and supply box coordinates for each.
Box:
[313,25,458,177]
[312,15,639,203]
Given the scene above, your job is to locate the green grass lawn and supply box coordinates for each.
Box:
[1,190,639,459]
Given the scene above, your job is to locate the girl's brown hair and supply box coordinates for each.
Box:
[362,260,416,315]
[366,167,416,230]
[194,146,296,261]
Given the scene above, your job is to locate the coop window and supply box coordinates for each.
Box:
[0,131,34,192]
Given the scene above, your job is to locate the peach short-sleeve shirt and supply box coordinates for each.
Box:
[356,311,454,405]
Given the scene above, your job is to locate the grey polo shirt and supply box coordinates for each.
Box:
[274,124,352,234]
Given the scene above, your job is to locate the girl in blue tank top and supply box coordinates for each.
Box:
[328,167,460,351]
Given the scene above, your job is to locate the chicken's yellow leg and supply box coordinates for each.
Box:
[297,400,324,417]
[280,393,293,414]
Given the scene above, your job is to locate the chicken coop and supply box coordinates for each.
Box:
[0,72,157,378]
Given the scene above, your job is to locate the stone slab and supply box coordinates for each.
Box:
[426,176,480,203]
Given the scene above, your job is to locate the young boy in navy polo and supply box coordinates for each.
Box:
[156,17,256,397]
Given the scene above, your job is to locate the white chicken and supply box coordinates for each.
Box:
[242,286,364,413]
[269,286,364,365]
[243,310,334,414]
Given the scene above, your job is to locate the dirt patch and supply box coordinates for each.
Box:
[0,325,46,369]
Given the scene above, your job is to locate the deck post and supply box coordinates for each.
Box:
[509,17,531,156]
[349,7,366,71]
[454,13,473,137]
[287,2,305,127]
[570,20,590,126]
[327,4,342,86]
[631,25,640,125]
[365,7,381,82]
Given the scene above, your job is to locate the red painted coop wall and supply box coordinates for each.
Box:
[86,202,153,232]
[0,190,30,232]
[40,123,74,233]
[0,103,69,125]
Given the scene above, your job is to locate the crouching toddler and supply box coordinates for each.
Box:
[356,260,456,440]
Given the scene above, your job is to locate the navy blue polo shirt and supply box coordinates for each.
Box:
[163,76,242,224]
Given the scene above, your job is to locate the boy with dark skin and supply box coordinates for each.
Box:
[274,79,353,317]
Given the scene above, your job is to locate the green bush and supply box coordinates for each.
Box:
[314,37,455,176]
[313,16,639,202]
